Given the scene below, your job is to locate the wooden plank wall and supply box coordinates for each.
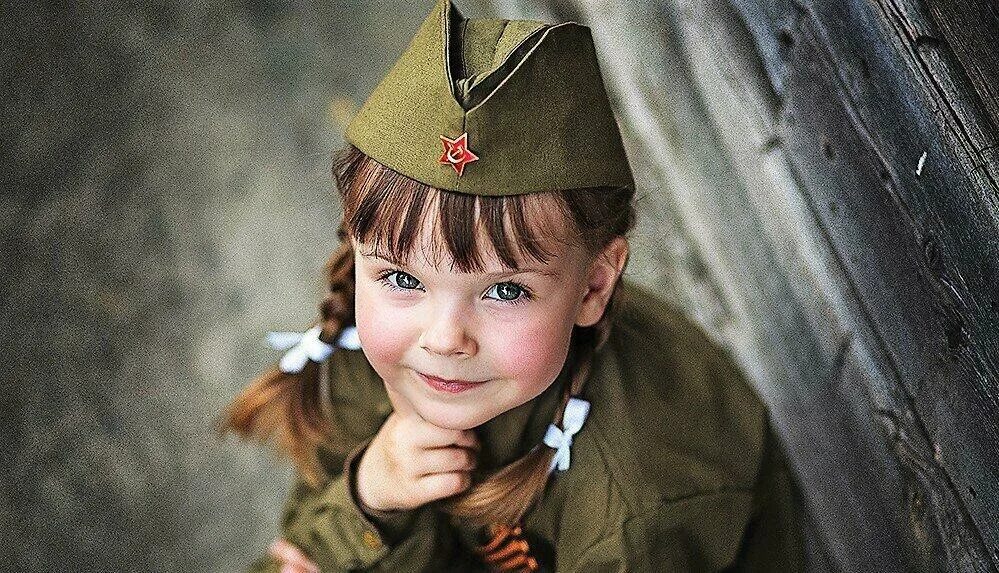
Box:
[498,0,999,570]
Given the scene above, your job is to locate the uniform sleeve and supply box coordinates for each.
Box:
[563,426,805,573]
[562,490,754,572]
[246,439,480,573]
[727,423,806,572]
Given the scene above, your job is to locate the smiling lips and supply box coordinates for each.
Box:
[418,372,487,394]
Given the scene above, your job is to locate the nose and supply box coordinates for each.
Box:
[418,301,477,357]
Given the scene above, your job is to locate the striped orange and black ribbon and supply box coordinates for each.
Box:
[474,523,540,572]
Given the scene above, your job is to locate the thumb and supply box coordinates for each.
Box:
[384,384,422,420]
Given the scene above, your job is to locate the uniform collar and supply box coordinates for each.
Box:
[473,364,569,472]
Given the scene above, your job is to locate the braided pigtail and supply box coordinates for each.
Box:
[320,228,357,338]
[444,278,625,527]
[219,233,356,488]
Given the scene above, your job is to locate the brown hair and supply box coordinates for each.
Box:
[221,144,635,525]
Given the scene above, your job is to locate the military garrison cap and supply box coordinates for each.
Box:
[345,0,634,196]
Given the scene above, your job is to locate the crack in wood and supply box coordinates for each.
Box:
[877,0,999,190]
[765,67,993,572]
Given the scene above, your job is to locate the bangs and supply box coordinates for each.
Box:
[338,152,576,272]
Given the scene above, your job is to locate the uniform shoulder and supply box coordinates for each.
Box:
[582,280,769,513]
[317,343,391,462]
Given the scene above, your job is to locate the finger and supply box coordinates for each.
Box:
[416,425,480,451]
[452,429,480,451]
[410,445,477,477]
[269,539,319,573]
[276,556,318,573]
[416,471,473,502]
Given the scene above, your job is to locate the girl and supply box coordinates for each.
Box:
[223,1,805,571]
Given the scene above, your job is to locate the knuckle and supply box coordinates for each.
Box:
[458,449,476,469]
[464,434,481,451]
[433,473,469,498]
[439,474,462,496]
[420,479,442,500]
[399,454,419,478]
[445,448,467,468]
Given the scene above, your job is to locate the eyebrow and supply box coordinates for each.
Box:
[359,250,560,278]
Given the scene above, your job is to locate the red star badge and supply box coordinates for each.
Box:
[439,132,479,176]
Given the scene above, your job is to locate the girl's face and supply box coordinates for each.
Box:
[352,218,626,431]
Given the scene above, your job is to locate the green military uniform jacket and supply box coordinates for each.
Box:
[247,280,805,572]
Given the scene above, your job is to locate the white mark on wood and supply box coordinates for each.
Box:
[916,151,928,177]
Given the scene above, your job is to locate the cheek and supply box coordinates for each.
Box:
[354,287,411,369]
[490,313,573,390]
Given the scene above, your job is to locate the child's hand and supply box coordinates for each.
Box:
[268,539,319,573]
[356,386,480,512]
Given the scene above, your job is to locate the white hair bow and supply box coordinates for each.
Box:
[543,396,591,474]
[266,325,361,374]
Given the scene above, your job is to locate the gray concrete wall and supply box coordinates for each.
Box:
[3,2,482,571]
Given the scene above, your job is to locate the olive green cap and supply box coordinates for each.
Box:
[344,0,634,196]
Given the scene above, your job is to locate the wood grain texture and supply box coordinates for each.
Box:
[924,0,999,132]
[501,0,999,569]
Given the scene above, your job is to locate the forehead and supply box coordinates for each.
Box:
[349,185,581,273]
[355,213,577,274]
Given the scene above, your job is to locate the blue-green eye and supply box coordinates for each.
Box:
[485,282,529,302]
[384,271,422,290]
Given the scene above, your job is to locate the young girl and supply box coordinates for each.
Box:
[223,1,805,571]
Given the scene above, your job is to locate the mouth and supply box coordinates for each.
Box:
[416,371,488,394]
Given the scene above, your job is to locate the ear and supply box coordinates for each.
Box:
[574,237,629,328]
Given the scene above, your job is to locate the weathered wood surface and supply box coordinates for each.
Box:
[497,0,998,570]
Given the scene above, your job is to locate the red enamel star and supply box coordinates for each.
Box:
[439,132,479,176]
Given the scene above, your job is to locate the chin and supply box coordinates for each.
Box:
[419,404,494,430]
